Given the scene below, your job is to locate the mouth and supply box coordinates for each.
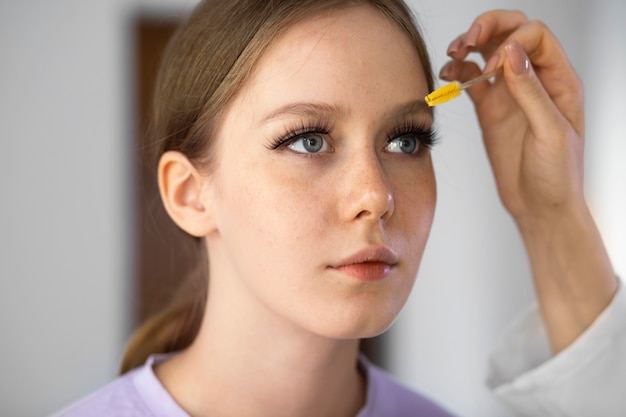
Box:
[329,247,398,281]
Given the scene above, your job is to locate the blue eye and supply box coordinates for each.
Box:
[288,134,330,154]
[385,136,419,154]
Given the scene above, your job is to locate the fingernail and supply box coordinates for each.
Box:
[447,36,462,56]
[483,53,500,74]
[465,23,481,47]
[505,42,530,75]
[439,63,453,80]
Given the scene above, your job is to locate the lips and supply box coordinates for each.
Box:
[330,247,399,281]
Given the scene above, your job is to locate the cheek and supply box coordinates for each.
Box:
[392,162,436,261]
[209,150,436,338]
[384,164,435,311]
[409,173,436,234]
[212,156,332,255]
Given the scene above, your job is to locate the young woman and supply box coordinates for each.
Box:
[53,0,624,416]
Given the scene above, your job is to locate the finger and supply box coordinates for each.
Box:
[439,60,478,81]
[439,60,491,103]
[469,10,529,63]
[449,15,583,134]
[502,41,569,140]
[447,10,528,62]
[482,20,571,75]
[488,21,584,134]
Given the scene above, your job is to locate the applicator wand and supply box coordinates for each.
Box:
[424,68,501,107]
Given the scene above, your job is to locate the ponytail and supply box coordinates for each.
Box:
[119,247,207,374]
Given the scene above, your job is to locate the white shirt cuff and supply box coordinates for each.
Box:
[486,280,626,416]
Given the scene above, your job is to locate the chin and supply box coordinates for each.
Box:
[305,297,404,341]
[322,319,396,341]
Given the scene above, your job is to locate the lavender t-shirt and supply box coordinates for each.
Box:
[52,354,454,417]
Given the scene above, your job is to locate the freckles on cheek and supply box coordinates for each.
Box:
[227,163,332,245]
[268,175,332,241]
[395,176,436,240]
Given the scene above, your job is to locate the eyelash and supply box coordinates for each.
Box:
[266,120,439,153]
[386,122,439,155]
[266,120,332,151]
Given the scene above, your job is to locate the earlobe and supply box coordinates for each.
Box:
[158,151,216,237]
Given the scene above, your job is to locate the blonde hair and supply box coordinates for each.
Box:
[120,0,434,374]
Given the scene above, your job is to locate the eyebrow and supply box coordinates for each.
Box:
[392,99,433,119]
[260,99,432,124]
[261,102,343,123]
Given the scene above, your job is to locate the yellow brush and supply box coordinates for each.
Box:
[424,68,500,107]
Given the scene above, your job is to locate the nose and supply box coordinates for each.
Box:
[339,150,395,222]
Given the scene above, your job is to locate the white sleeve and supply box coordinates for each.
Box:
[486,281,626,417]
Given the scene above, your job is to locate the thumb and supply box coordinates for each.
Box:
[503,41,565,137]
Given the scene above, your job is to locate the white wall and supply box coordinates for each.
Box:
[0,1,623,416]
[584,0,626,281]
[0,1,196,416]
[1,2,126,416]
[387,1,626,416]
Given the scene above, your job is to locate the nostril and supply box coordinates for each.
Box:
[353,191,394,221]
[339,153,395,222]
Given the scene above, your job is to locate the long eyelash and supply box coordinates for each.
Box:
[266,119,332,150]
[386,122,440,152]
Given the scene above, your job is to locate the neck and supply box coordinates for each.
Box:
[156,251,366,417]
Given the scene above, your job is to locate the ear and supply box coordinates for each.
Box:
[158,151,216,237]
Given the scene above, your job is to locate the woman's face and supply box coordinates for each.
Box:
[204,5,436,339]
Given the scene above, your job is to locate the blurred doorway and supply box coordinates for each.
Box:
[134,15,189,325]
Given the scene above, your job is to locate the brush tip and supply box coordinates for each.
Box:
[424,82,462,107]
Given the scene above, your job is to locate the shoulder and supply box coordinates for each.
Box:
[50,354,186,417]
[359,355,456,417]
[50,369,150,417]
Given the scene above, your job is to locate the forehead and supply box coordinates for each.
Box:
[239,5,429,115]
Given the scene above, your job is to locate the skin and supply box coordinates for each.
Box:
[441,11,617,354]
[158,5,435,417]
[155,6,618,417]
